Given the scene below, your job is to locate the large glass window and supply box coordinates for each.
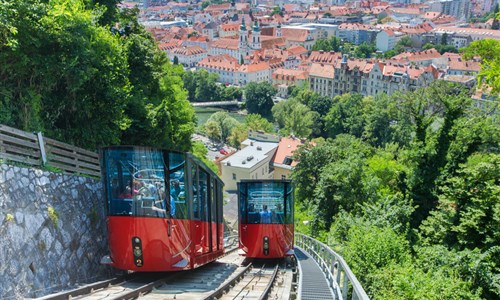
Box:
[239,181,292,224]
[169,152,188,219]
[102,148,167,218]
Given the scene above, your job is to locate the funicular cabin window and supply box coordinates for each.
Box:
[192,164,199,219]
[240,181,287,224]
[199,169,209,222]
[102,148,168,218]
[169,152,187,219]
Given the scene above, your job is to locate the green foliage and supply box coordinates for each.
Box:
[5,213,14,222]
[183,69,240,102]
[276,85,332,137]
[421,153,500,250]
[354,42,376,59]
[0,0,195,151]
[290,79,499,298]
[463,39,500,93]
[204,111,240,143]
[325,93,367,138]
[423,43,459,54]
[42,164,63,173]
[244,82,277,118]
[369,260,481,299]
[191,140,218,174]
[270,6,283,17]
[48,206,58,227]
[272,98,315,138]
[311,36,341,52]
[227,114,274,148]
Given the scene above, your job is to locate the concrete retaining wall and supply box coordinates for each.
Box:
[0,164,113,299]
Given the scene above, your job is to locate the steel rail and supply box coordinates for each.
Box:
[108,273,178,300]
[201,263,253,300]
[257,264,279,300]
[36,275,136,300]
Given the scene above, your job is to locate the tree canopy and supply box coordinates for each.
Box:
[244,82,277,118]
[0,0,195,151]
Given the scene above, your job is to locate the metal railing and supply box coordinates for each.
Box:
[295,233,369,300]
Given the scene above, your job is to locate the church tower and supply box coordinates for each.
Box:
[251,20,261,50]
[239,18,249,62]
[276,22,282,37]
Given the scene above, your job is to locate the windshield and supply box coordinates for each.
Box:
[239,181,293,224]
[102,148,187,218]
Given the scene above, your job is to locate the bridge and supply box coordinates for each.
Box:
[191,100,241,107]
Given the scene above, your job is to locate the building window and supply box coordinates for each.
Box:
[232,173,236,180]
[281,175,286,180]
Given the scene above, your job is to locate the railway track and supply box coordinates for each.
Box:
[37,248,295,300]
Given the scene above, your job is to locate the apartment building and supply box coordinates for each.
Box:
[220,132,280,191]
[197,54,240,84]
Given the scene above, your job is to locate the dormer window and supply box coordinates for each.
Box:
[283,156,293,166]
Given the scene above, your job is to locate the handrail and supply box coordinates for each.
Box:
[295,233,370,300]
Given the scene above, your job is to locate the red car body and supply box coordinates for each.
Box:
[101,146,224,272]
[238,180,294,259]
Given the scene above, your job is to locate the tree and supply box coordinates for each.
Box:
[191,141,218,174]
[270,6,283,17]
[354,42,376,58]
[325,93,367,139]
[204,111,240,143]
[227,114,274,147]
[173,55,179,65]
[0,0,195,151]
[272,98,315,138]
[463,38,500,93]
[311,36,341,52]
[201,1,210,10]
[441,32,448,45]
[421,153,500,250]
[491,4,499,30]
[0,0,130,149]
[182,69,220,102]
[244,82,277,118]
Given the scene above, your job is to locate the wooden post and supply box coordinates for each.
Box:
[36,132,47,166]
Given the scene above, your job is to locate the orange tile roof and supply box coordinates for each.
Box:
[448,59,481,72]
[287,45,308,56]
[281,28,310,42]
[308,51,342,65]
[210,38,239,50]
[272,68,309,81]
[272,137,304,167]
[221,23,240,31]
[204,3,231,12]
[171,46,207,56]
[391,48,441,62]
[309,63,335,78]
[239,61,271,73]
[197,54,240,71]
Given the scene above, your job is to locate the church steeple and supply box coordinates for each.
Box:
[252,20,260,32]
[240,17,246,31]
[251,20,261,50]
[239,17,249,61]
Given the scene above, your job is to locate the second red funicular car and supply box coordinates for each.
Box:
[238,180,294,258]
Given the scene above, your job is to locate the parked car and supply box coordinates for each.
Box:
[219,149,228,155]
